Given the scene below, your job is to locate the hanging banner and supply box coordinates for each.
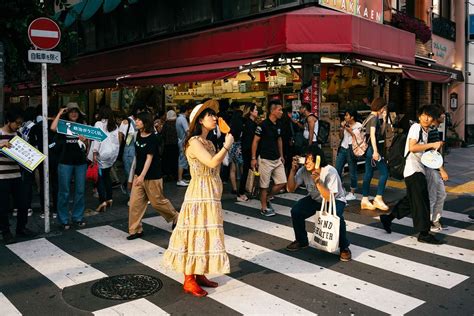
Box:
[319,0,383,23]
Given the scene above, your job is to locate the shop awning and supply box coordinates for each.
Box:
[53,6,415,83]
[117,57,263,86]
[401,65,452,83]
[51,75,119,91]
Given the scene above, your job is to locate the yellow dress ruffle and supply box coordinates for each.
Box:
[163,137,230,275]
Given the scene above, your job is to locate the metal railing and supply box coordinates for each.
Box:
[431,13,456,41]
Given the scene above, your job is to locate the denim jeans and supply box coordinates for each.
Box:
[290,195,350,250]
[122,145,135,183]
[362,146,389,197]
[57,163,87,225]
[335,146,358,190]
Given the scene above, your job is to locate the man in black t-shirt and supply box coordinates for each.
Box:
[251,100,287,217]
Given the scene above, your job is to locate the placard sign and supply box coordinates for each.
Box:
[1,136,46,172]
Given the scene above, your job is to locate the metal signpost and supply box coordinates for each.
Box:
[28,17,61,233]
[57,119,108,142]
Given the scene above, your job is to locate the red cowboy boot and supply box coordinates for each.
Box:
[195,275,218,288]
[183,275,208,297]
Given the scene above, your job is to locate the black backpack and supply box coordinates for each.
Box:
[317,119,330,145]
[386,127,422,180]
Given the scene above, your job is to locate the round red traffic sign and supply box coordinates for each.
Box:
[28,17,61,50]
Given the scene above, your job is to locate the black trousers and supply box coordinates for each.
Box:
[97,167,112,203]
[392,172,431,233]
[0,177,28,234]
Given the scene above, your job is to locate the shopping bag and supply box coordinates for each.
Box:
[86,163,99,183]
[245,169,260,198]
[312,193,340,253]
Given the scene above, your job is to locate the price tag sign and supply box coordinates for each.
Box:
[1,136,46,172]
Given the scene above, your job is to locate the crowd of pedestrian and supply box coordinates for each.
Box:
[0,96,462,296]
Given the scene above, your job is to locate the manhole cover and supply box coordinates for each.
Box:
[91,274,163,300]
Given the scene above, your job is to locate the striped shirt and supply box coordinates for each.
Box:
[0,130,21,179]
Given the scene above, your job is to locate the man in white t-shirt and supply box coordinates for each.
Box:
[286,146,351,262]
[380,104,444,244]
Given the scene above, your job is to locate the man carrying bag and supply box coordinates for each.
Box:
[285,146,351,262]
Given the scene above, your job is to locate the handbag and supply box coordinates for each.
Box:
[245,169,260,198]
[312,193,340,253]
[86,163,99,183]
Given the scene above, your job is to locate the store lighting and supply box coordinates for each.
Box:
[362,60,377,66]
[377,63,392,68]
[321,57,341,64]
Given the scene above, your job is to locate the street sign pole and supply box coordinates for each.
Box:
[41,62,50,233]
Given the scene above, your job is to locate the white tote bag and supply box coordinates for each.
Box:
[312,193,340,253]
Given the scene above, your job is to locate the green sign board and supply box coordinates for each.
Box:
[57,119,107,142]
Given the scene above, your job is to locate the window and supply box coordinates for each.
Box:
[433,0,451,20]
[391,0,414,16]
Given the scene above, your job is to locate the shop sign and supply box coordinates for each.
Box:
[57,119,107,142]
[318,0,383,23]
[432,35,454,68]
[311,77,320,115]
[470,15,474,40]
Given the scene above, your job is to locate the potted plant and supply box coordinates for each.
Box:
[391,11,432,43]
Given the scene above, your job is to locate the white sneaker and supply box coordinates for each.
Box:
[176,180,189,187]
[12,209,18,217]
[430,221,443,232]
[27,209,33,217]
[345,192,357,201]
[236,195,249,202]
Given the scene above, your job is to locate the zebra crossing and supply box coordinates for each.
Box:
[1,191,473,315]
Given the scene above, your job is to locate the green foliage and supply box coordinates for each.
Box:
[0,0,70,85]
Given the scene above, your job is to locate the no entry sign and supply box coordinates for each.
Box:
[28,17,61,50]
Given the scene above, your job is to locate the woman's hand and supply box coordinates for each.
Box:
[311,169,320,183]
[372,151,380,162]
[440,169,449,181]
[291,156,299,172]
[134,175,145,187]
[224,133,234,149]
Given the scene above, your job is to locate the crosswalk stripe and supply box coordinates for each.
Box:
[143,217,425,315]
[221,209,468,289]
[93,298,168,316]
[80,226,315,315]
[0,293,21,316]
[6,238,107,289]
[374,216,474,241]
[238,199,474,264]
[279,192,473,223]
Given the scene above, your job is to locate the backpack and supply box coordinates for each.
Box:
[317,119,330,144]
[352,115,374,157]
[386,127,422,180]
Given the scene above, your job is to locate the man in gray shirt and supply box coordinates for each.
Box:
[286,146,351,262]
[176,103,193,187]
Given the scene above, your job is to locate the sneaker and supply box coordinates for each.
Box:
[345,192,357,201]
[417,233,443,244]
[286,240,309,251]
[339,248,352,262]
[16,228,37,238]
[236,195,249,202]
[40,213,45,219]
[266,201,274,211]
[60,223,71,230]
[176,180,189,187]
[73,221,86,228]
[430,221,442,232]
[260,208,276,217]
[53,213,57,219]
[93,190,99,199]
[380,214,392,234]
[469,214,474,222]
[12,209,18,217]
[2,232,15,244]
[27,209,33,217]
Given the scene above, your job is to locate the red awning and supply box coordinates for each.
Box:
[401,65,452,83]
[52,6,415,84]
[117,57,262,86]
[51,75,118,91]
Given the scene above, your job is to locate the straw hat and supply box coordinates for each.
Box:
[189,99,219,132]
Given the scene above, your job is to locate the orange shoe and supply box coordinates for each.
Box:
[373,198,389,211]
[361,200,376,211]
[196,275,218,288]
[183,275,208,297]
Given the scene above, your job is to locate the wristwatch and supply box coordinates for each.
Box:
[251,157,256,160]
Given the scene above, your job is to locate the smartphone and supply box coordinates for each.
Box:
[315,155,321,169]
[297,156,305,165]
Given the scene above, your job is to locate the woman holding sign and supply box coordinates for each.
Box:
[163,100,234,297]
[51,103,88,230]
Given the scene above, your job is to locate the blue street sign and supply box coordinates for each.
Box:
[470,15,474,40]
[57,119,107,142]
